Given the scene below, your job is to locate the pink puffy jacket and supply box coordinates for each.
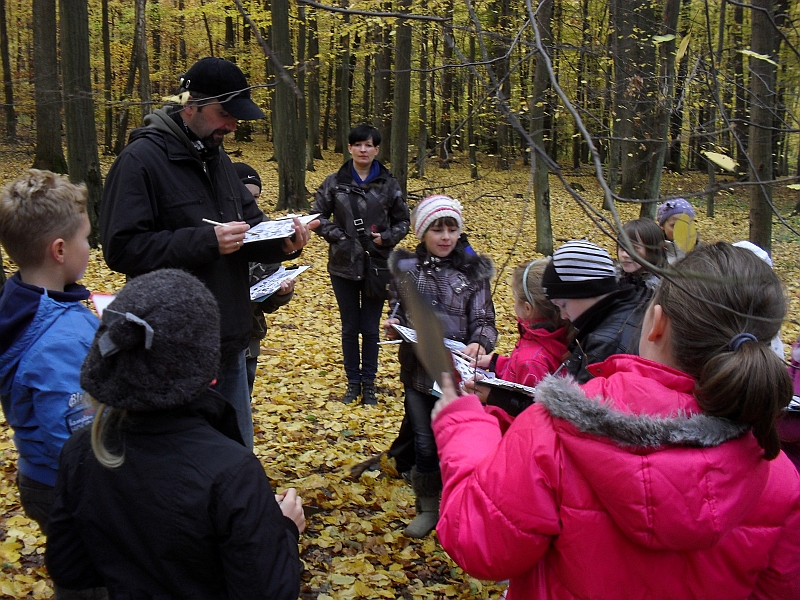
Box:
[492,320,569,388]
[433,355,800,599]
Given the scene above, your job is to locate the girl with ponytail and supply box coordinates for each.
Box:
[430,242,800,600]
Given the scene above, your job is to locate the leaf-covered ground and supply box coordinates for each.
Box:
[0,138,798,598]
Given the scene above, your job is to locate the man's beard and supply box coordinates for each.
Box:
[202,132,225,150]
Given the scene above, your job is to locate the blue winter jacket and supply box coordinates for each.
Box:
[0,273,99,486]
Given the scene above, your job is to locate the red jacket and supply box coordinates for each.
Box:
[433,355,800,600]
[493,320,569,388]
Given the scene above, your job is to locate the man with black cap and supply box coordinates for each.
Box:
[100,57,315,449]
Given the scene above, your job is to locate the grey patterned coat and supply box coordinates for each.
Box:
[388,245,497,394]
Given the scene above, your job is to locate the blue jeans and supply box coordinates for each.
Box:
[404,385,439,473]
[213,350,254,450]
[330,275,385,383]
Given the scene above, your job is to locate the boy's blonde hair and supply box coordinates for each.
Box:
[0,169,88,268]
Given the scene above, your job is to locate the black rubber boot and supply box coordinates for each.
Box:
[341,382,361,404]
[361,382,378,405]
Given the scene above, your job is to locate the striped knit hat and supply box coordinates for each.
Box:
[412,195,463,239]
[542,240,618,299]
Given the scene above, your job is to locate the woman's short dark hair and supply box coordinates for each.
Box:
[348,124,381,146]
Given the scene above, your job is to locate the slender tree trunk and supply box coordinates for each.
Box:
[338,0,350,158]
[373,2,392,162]
[60,0,103,246]
[322,41,333,150]
[102,0,113,153]
[748,0,775,251]
[468,36,478,179]
[640,0,680,219]
[0,0,16,140]
[438,0,454,168]
[391,0,412,197]
[32,0,67,172]
[306,8,322,166]
[135,0,152,117]
[732,3,747,176]
[532,0,554,255]
[414,2,428,179]
[667,0,692,173]
[272,0,307,210]
[199,0,214,56]
[114,0,148,154]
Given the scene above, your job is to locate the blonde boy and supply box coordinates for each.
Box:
[0,169,98,534]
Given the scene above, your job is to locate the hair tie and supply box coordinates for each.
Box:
[729,332,757,352]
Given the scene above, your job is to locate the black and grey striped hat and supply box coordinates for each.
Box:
[541,240,618,299]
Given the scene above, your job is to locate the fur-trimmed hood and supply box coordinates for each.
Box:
[532,357,769,551]
[388,246,495,283]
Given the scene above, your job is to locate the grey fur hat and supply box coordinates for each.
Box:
[81,269,220,411]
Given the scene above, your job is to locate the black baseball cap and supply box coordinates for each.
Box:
[180,57,266,120]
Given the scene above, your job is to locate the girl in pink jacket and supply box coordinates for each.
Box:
[467,260,570,430]
[432,242,800,599]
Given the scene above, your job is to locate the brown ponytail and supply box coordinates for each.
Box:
[653,242,791,460]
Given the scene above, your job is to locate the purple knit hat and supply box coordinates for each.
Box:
[656,199,695,226]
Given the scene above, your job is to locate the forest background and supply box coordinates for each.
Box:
[0,0,799,597]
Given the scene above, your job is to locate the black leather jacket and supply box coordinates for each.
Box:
[312,160,409,280]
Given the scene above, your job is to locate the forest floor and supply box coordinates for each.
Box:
[0,135,799,598]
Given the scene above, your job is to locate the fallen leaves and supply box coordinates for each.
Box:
[0,139,799,598]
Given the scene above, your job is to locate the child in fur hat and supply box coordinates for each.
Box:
[45,269,305,599]
[383,194,497,538]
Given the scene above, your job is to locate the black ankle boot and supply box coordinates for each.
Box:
[341,382,361,404]
[361,382,378,405]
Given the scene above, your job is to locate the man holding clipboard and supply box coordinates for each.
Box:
[100,57,316,449]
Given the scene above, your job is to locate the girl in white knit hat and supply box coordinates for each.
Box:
[383,194,497,538]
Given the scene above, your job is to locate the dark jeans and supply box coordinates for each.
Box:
[213,350,253,450]
[330,274,385,383]
[404,385,439,473]
[18,472,54,535]
[18,474,109,599]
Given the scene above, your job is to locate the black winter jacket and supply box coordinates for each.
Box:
[45,390,301,599]
[388,245,497,394]
[312,160,409,280]
[99,106,299,355]
[562,285,645,384]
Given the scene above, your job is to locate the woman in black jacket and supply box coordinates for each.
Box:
[312,125,410,405]
[45,269,305,600]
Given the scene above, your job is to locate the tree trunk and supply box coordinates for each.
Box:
[438,0,454,168]
[614,0,660,202]
[391,0,412,198]
[532,0,554,256]
[640,0,680,219]
[414,1,428,179]
[135,0,152,117]
[32,0,67,172]
[732,3,747,176]
[373,4,392,162]
[0,0,16,140]
[467,35,478,179]
[271,0,307,210]
[748,0,775,251]
[102,0,114,153]
[306,8,322,166]
[667,0,692,173]
[114,0,148,154]
[60,0,103,247]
